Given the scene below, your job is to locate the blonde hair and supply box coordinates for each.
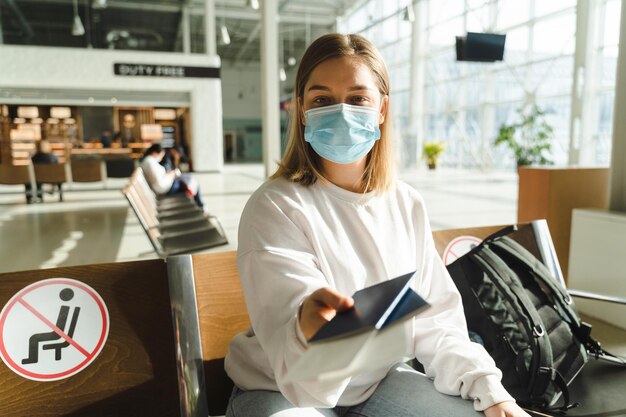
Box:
[271,33,396,193]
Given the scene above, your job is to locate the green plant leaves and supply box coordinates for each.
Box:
[494,104,554,167]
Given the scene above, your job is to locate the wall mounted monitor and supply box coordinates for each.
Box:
[456,32,506,62]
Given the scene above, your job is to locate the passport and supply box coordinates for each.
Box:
[285,272,430,384]
[310,271,429,343]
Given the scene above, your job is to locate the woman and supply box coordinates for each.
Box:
[140,144,204,208]
[225,33,530,417]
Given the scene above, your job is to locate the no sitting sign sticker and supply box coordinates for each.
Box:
[0,278,109,381]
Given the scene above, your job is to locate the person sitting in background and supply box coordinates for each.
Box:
[100,130,112,148]
[25,140,59,204]
[140,144,204,208]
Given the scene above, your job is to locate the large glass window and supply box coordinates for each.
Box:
[340,0,621,169]
[593,0,622,165]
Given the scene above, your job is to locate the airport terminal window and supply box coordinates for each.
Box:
[341,0,620,169]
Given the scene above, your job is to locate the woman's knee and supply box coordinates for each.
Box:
[347,363,479,417]
[227,387,335,417]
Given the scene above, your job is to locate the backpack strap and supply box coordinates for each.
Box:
[463,225,519,258]
[538,368,580,413]
[493,238,581,327]
[477,225,518,248]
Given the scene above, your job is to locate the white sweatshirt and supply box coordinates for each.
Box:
[224,177,514,411]
[141,155,173,194]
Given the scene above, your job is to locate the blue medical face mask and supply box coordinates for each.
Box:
[303,103,381,164]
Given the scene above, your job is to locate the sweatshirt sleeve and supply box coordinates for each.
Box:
[410,197,515,411]
[236,191,351,408]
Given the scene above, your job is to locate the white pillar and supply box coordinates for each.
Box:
[205,0,216,56]
[568,0,598,165]
[408,1,426,167]
[0,5,4,45]
[183,6,191,54]
[261,0,281,177]
[191,83,223,172]
[609,0,626,212]
[480,0,498,170]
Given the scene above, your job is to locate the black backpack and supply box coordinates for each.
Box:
[446,225,623,412]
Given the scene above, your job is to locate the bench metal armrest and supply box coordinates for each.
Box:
[568,288,626,306]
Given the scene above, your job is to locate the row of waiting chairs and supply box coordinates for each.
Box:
[0,158,133,202]
[123,168,228,257]
[0,222,622,416]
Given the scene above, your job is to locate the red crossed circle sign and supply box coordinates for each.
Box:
[442,236,482,266]
[0,278,109,381]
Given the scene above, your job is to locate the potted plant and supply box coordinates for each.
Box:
[423,141,446,170]
[494,104,554,167]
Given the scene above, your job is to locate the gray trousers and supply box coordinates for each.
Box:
[226,363,482,417]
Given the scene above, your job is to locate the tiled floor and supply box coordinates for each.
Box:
[0,163,520,272]
[0,163,624,354]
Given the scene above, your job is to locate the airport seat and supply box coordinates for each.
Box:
[0,163,37,201]
[172,251,248,417]
[33,163,67,202]
[133,167,198,211]
[122,169,228,257]
[70,158,105,183]
[0,259,182,417]
[105,158,136,178]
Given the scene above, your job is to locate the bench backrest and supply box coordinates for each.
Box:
[191,251,249,416]
[34,163,67,184]
[71,159,104,182]
[122,185,166,256]
[0,163,32,185]
[0,259,181,416]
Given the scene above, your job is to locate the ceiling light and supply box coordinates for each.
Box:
[279,68,287,82]
[287,56,297,66]
[93,0,107,9]
[51,107,71,118]
[220,25,231,45]
[72,0,85,36]
[249,0,260,10]
[17,106,39,118]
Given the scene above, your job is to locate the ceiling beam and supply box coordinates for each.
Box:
[214,8,333,25]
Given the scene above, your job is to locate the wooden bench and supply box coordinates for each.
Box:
[33,163,68,202]
[70,158,105,183]
[0,222,622,417]
[0,163,37,202]
[0,259,182,417]
[123,168,228,257]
